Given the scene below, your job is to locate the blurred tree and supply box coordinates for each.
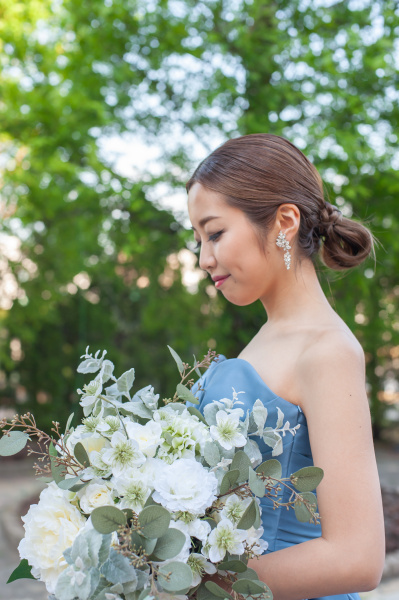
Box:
[0,0,398,435]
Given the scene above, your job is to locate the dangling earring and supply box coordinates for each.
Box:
[276,231,291,270]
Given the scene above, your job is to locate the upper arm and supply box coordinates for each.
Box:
[298,332,385,573]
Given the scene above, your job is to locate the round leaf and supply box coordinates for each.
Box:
[74,442,90,468]
[294,491,318,523]
[256,459,282,480]
[205,581,233,599]
[249,467,265,497]
[237,498,256,530]
[290,466,324,492]
[131,530,157,555]
[220,469,240,495]
[232,578,272,596]
[0,431,29,457]
[218,559,247,573]
[158,561,193,592]
[91,505,127,534]
[153,528,186,560]
[231,450,251,482]
[138,505,171,539]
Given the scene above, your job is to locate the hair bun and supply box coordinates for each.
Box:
[318,202,344,237]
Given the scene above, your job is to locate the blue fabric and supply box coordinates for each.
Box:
[189,355,361,600]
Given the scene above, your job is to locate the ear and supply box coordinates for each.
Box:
[274,204,301,242]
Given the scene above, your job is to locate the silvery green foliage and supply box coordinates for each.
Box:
[7,346,323,600]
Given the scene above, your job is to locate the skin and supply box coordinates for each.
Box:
[188,182,385,599]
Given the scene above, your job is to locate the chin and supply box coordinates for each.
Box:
[221,291,259,307]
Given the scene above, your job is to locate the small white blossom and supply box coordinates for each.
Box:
[97,415,121,437]
[125,420,162,458]
[102,431,145,477]
[210,410,246,450]
[220,494,252,526]
[204,519,246,563]
[113,472,151,512]
[187,553,217,587]
[133,385,159,410]
[245,526,268,556]
[77,379,103,416]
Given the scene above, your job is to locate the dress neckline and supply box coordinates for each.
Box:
[221,356,302,412]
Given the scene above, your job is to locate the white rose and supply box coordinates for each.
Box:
[125,420,162,458]
[18,482,86,594]
[152,458,218,515]
[77,480,115,514]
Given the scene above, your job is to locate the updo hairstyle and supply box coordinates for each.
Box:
[186,134,374,271]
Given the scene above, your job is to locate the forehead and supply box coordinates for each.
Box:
[187,182,230,228]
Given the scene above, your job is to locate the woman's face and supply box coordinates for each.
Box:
[188,182,280,306]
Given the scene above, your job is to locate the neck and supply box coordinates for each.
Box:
[260,258,333,328]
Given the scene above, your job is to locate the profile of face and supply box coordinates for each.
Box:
[188,182,287,307]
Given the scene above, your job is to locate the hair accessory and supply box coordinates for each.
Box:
[276,231,291,270]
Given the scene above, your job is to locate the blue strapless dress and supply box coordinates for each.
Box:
[189,355,361,600]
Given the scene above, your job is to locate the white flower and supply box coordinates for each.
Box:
[156,409,211,463]
[77,379,103,416]
[245,526,268,556]
[84,449,112,479]
[102,431,145,477]
[133,385,159,410]
[97,415,121,437]
[139,457,167,484]
[153,458,218,515]
[65,426,109,456]
[77,479,115,514]
[125,420,162,458]
[220,494,252,526]
[113,472,151,513]
[18,482,86,594]
[186,518,211,543]
[204,519,246,563]
[210,410,246,450]
[187,553,217,587]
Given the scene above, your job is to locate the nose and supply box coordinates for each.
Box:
[199,242,217,273]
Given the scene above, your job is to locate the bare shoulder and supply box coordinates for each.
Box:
[296,323,366,410]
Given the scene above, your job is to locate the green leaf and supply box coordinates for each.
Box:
[158,561,193,593]
[220,469,240,495]
[187,406,207,423]
[294,492,318,523]
[237,498,256,530]
[167,345,184,374]
[48,441,58,457]
[231,450,251,482]
[236,567,259,580]
[204,441,220,467]
[254,497,261,528]
[248,467,265,497]
[0,431,29,457]
[138,505,171,539]
[57,475,82,490]
[256,459,282,480]
[232,578,272,597]
[176,383,199,405]
[153,528,186,560]
[51,455,65,484]
[74,441,90,468]
[218,559,247,573]
[131,530,156,555]
[7,559,35,583]
[117,368,135,397]
[290,466,324,492]
[205,581,233,599]
[91,506,127,534]
[65,412,74,432]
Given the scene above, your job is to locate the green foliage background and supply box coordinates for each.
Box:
[0,0,398,436]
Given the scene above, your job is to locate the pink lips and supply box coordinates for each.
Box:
[212,275,230,288]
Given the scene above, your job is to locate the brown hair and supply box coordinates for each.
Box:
[186,134,374,270]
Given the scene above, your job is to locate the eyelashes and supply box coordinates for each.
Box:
[194,230,224,251]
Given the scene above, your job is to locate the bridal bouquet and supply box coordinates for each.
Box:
[0,347,323,600]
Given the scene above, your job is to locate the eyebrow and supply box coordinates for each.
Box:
[191,216,221,231]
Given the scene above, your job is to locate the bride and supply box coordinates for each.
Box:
[186,134,385,600]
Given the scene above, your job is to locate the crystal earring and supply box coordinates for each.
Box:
[276,231,291,270]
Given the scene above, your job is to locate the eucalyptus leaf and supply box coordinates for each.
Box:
[131,530,157,556]
[58,476,82,490]
[51,456,65,484]
[254,497,261,529]
[220,469,240,495]
[65,412,75,433]
[248,467,265,497]
[232,578,272,597]
[91,506,127,534]
[218,559,247,573]
[187,406,207,423]
[138,505,170,539]
[158,561,193,593]
[205,581,233,599]
[0,431,29,457]
[290,466,324,492]
[74,441,90,468]
[204,441,220,467]
[237,499,256,530]
[7,559,35,583]
[236,567,260,581]
[231,450,251,482]
[167,345,184,374]
[153,528,186,560]
[294,491,318,523]
[256,459,282,480]
[176,383,199,405]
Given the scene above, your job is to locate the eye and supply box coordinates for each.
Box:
[208,230,224,242]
